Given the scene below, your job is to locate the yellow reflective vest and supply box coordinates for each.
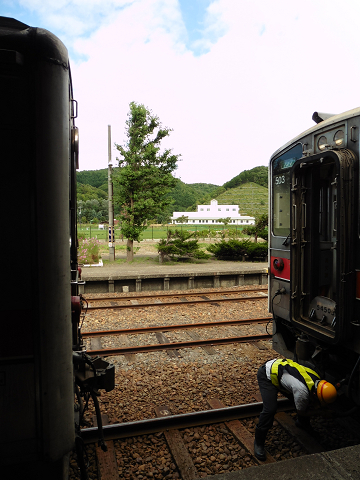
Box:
[270,359,320,392]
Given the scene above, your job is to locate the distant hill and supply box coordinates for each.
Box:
[77,183,107,202]
[215,182,268,217]
[76,166,268,222]
[223,165,268,189]
[77,169,108,189]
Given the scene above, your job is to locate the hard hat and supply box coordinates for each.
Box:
[315,380,337,404]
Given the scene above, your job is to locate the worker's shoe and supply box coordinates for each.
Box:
[295,416,314,434]
[254,428,267,461]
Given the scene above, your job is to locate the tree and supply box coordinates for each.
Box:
[243,213,268,243]
[175,215,189,224]
[113,102,180,261]
[218,217,232,226]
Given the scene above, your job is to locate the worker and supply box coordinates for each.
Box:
[254,358,337,461]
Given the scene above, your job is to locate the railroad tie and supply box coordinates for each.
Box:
[90,337,102,351]
[93,414,119,480]
[152,329,182,358]
[207,398,275,464]
[154,406,198,480]
[253,394,325,454]
[201,295,220,307]
[185,330,217,355]
[274,412,324,454]
[117,336,137,363]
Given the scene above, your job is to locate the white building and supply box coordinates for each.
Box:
[171,199,255,225]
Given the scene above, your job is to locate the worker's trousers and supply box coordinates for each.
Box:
[256,364,281,435]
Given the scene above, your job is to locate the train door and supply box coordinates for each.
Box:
[290,149,357,344]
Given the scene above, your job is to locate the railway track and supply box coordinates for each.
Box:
[83,287,268,310]
[87,332,271,356]
[84,287,268,302]
[82,398,293,443]
[82,399,360,480]
[83,397,359,480]
[69,286,360,479]
[84,316,272,357]
[82,316,272,337]
[84,398,293,479]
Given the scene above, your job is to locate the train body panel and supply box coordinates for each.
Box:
[0,17,75,471]
[269,107,360,404]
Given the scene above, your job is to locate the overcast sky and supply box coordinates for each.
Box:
[3,0,360,185]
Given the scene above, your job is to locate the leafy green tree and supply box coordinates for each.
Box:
[175,215,189,224]
[243,213,268,243]
[218,217,232,226]
[113,102,180,261]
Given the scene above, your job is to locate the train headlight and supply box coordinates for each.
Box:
[317,135,328,150]
[334,130,344,146]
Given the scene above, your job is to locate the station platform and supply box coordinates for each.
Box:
[205,444,360,480]
[79,258,268,294]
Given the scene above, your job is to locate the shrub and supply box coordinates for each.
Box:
[78,237,101,264]
[207,239,251,259]
[157,229,210,261]
[246,242,268,261]
[207,239,268,261]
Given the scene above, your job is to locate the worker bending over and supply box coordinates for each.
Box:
[254,358,337,461]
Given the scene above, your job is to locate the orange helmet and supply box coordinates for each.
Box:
[315,380,337,404]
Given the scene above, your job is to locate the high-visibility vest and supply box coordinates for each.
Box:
[270,359,320,392]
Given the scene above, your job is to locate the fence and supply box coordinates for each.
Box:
[77,224,247,241]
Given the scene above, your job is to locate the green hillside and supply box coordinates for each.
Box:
[215,182,268,217]
[77,169,108,189]
[77,183,107,202]
[76,166,269,222]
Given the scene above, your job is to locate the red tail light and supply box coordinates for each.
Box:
[270,256,290,280]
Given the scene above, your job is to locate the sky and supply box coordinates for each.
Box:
[2,0,360,186]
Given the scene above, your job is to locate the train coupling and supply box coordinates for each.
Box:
[73,352,115,393]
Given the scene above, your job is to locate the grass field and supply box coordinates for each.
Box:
[78,224,248,240]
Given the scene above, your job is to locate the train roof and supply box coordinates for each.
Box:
[270,106,360,161]
[0,16,68,66]
[0,17,29,30]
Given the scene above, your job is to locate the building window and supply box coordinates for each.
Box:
[200,208,204,211]
[212,220,214,223]
[226,208,229,211]
[232,208,236,211]
[193,220,195,223]
[207,208,210,211]
[218,208,221,211]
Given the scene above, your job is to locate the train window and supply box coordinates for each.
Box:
[272,144,302,237]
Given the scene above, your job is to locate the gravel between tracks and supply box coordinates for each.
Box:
[69,287,359,479]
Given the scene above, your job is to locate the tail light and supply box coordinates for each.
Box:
[271,256,290,280]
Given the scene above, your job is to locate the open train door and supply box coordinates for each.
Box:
[290,149,358,345]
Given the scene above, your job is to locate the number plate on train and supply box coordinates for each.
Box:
[308,296,336,326]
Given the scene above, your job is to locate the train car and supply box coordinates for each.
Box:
[269,107,360,406]
[0,17,114,479]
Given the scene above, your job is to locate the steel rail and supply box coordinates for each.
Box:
[82,317,272,338]
[87,333,271,356]
[86,295,268,311]
[81,398,293,444]
[84,287,268,302]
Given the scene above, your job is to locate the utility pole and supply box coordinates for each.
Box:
[108,125,115,261]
